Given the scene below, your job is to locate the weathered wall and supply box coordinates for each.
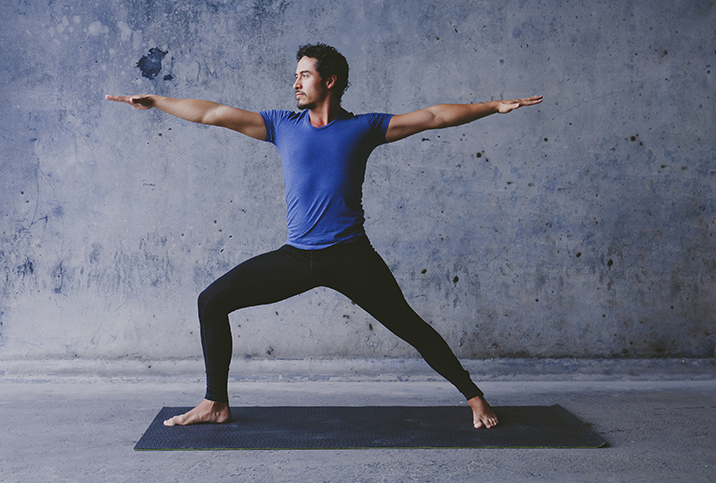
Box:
[1,0,714,362]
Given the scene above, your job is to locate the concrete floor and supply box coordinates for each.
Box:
[1,360,715,483]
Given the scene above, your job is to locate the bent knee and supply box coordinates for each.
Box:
[198,287,226,322]
[198,289,211,313]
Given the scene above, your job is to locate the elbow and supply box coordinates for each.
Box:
[427,106,457,130]
[424,110,446,130]
[200,108,220,126]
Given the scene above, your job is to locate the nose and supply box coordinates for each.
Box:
[293,77,300,90]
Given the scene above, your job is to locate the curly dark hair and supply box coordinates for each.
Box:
[296,43,350,101]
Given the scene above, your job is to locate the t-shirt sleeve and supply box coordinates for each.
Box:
[259,109,289,145]
[365,112,394,145]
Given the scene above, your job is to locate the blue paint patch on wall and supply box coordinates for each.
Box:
[137,48,168,79]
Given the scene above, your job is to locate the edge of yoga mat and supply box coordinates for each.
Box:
[134,405,607,451]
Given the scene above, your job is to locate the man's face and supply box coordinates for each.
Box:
[293,56,328,110]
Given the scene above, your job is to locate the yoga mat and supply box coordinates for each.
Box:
[134,405,606,450]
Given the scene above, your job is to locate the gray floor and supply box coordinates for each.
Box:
[1,360,715,483]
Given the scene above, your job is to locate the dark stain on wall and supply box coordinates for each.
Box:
[53,261,65,294]
[137,48,168,79]
[17,257,34,277]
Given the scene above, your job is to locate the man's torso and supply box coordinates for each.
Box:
[260,109,393,249]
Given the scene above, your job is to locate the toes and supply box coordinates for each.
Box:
[164,414,188,426]
[474,415,499,429]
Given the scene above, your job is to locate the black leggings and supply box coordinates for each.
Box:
[198,235,482,402]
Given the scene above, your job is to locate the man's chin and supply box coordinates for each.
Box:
[296,100,314,111]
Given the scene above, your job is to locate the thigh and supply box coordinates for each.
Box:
[200,246,316,314]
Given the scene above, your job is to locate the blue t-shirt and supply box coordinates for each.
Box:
[260,109,393,249]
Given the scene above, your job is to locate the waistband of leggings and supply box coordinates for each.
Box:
[282,234,372,255]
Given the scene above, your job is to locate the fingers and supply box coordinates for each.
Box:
[519,95,543,106]
[105,94,137,104]
[498,95,542,114]
[105,94,153,109]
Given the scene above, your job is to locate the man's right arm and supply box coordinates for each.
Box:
[105,94,267,141]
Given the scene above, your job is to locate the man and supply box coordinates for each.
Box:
[107,43,542,430]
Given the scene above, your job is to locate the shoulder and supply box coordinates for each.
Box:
[260,110,308,143]
[353,112,394,124]
[352,112,394,142]
[260,110,308,144]
[260,109,304,125]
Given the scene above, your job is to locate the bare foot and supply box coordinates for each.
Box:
[468,395,498,429]
[163,399,232,426]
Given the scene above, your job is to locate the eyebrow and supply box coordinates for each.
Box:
[295,70,311,76]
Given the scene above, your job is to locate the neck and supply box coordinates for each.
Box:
[308,98,342,127]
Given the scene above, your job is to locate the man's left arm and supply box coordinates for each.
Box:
[384,96,542,143]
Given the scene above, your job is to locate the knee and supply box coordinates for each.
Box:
[197,287,216,321]
[198,288,209,310]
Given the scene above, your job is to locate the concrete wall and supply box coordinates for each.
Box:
[1,0,714,363]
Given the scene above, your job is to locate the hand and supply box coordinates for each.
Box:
[105,94,154,110]
[496,95,543,114]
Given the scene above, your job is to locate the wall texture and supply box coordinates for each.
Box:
[1,0,714,362]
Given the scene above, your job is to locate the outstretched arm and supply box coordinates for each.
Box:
[385,96,542,143]
[104,94,267,141]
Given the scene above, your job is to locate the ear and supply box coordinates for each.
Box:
[325,74,337,90]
